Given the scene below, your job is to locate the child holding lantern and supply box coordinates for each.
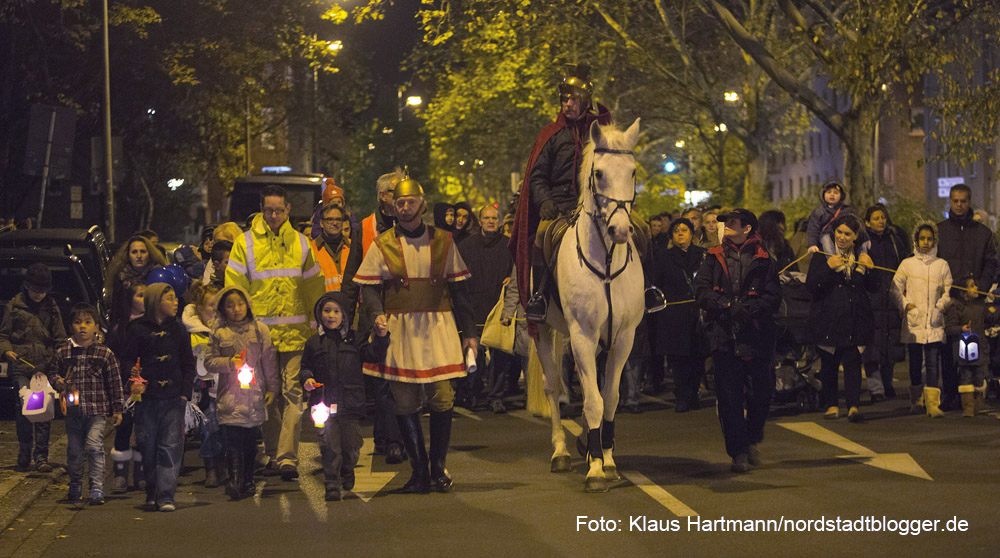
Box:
[206,286,278,500]
[301,291,389,502]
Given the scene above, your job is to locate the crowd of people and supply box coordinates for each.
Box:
[3,65,1000,508]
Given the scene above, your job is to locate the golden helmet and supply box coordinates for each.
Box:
[559,63,593,104]
[393,176,424,198]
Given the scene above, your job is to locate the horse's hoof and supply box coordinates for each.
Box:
[576,434,588,458]
[585,476,609,493]
[550,456,572,473]
[603,466,620,481]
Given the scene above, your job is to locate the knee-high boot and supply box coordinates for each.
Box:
[394,414,429,494]
[225,450,244,499]
[110,449,131,493]
[429,410,453,493]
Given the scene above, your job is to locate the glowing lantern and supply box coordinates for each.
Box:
[22,372,56,423]
[61,387,81,416]
[235,350,254,389]
[311,402,331,427]
[959,332,980,363]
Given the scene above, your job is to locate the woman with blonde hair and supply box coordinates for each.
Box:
[106,235,168,326]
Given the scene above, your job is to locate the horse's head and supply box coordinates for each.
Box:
[582,118,640,245]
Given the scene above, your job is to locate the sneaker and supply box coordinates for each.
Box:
[674,400,691,413]
[847,407,864,423]
[89,495,105,506]
[35,461,53,473]
[145,498,157,510]
[869,393,887,404]
[279,464,299,481]
[730,454,751,473]
[159,503,176,512]
[748,445,762,467]
[385,443,405,465]
[324,487,342,502]
[490,400,507,414]
[259,460,281,477]
[66,488,82,503]
[823,406,839,420]
[342,471,356,491]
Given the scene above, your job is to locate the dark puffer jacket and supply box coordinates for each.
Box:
[0,291,66,386]
[529,104,613,214]
[937,211,999,291]
[693,235,780,359]
[300,291,389,421]
[865,224,911,363]
[806,246,877,348]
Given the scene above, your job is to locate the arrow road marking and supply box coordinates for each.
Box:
[352,437,397,503]
[778,422,933,480]
[621,471,698,517]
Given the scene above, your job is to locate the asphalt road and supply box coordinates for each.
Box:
[0,391,998,558]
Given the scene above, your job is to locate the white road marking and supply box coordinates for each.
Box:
[779,422,933,480]
[296,442,327,522]
[621,471,698,517]
[452,407,483,422]
[279,493,292,523]
[352,437,397,503]
[560,419,583,437]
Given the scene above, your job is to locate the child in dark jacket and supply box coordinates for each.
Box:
[301,291,389,501]
[120,283,196,512]
[806,181,867,255]
[944,276,999,417]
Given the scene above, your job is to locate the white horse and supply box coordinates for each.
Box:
[534,117,644,492]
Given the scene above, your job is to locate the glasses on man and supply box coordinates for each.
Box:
[321,217,343,223]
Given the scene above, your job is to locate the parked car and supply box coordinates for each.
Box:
[0,226,111,302]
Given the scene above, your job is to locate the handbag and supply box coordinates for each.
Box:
[480,285,515,354]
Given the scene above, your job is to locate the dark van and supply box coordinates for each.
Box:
[227,173,324,228]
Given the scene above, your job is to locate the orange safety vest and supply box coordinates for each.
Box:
[361,213,380,258]
[311,237,351,292]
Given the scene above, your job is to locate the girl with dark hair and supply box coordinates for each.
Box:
[757,210,797,272]
[863,204,912,402]
[650,218,707,412]
[806,214,877,422]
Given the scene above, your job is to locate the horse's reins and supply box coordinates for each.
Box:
[576,146,636,349]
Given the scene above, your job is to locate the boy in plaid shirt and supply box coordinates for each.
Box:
[52,303,125,504]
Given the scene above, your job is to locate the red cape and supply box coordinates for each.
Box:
[509,104,612,309]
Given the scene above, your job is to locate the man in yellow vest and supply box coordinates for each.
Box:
[225,185,324,481]
[354,176,478,494]
[311,204,360,293]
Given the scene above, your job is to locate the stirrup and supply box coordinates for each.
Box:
[644,286,667,314]
[526,294,547,322]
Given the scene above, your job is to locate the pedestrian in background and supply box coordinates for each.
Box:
[863,204,911,403]
[807,215,876,423]
[106,281,147,492]
[51,303,124,505]
[206,286,278,499]
[106,235,167,328]
[1,263,66,473]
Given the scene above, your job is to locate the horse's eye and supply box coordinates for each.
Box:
[595,170,604,180]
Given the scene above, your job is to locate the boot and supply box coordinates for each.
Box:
[959,385,975,418]
[525,268,551,322]
[909,385,924,415]
[924,387,945,418]
[394,414,430,494]
[16,443,31,472]
[225,450,243,499]
[204,458,219,488]
[974,381,987,415]
[110,449,131,493]
[429,410,453,493]
[132,451,146,490]
[241,441,257,497]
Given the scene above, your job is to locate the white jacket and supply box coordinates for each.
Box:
[892,245,952,344]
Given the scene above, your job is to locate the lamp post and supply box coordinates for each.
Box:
[102,0,115,242]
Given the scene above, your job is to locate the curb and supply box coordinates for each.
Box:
[0,436,68,531]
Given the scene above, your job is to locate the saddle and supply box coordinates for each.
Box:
[534,214,650,270]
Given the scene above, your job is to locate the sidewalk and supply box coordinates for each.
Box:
[0,419,67,531]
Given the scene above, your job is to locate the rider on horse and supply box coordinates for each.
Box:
[510,64,664,322]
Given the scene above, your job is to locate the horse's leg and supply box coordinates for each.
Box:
[598,334,634,481]
[568,328,607,492]
[536,328,571,473]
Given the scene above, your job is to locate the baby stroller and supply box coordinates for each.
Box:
[772,272,822,412]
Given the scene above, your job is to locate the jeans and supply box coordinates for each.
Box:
[940,336,959,397]
[619,357,644,407]
[317,418,362,488]
[487,350,519,404]
[712,353,773,458]
[263,351,304,468]
[198,397,223,461]
[959,363,987,386]
[907,343,941,388]
[818,346,863,408]
[66,415,108,496]
[135,397,186,505]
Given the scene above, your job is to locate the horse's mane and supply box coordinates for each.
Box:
[575,122,632,216]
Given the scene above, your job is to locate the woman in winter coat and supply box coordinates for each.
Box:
[863,204,912,402]
[806,214,877,422]
[650,218,707,412]
[892,222,952,417]
[205,285,279,498]
[106,235,167,327]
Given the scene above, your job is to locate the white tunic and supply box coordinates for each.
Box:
[353,228,471,383]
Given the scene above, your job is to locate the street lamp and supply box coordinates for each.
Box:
[724,91,739,102]
[406,95,423,107]
[328,40,342,52]
[675,140,685,148]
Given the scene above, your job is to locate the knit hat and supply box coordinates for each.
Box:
[23,263,53,293]
[143,282,173,318]
[323,179,344,205]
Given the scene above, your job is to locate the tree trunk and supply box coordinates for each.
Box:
[841,116,876,209]
[744,144,768,206]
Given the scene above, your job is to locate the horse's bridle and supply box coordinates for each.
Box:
[575,146,637,348]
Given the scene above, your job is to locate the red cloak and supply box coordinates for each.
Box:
[508,104,612,309]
